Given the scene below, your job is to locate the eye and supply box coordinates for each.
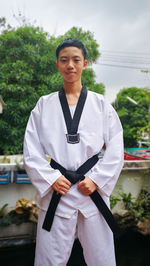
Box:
[60,59,67,63]
[74,59,80,62]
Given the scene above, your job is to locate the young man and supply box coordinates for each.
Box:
[23,39,124,266]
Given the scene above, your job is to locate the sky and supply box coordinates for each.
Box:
[0,0,150,102]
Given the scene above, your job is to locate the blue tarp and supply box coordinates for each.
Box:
[125,147,150,153]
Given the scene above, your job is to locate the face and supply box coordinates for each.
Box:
[56,46,87,84]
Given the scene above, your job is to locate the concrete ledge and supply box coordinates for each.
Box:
[0,222,37,241]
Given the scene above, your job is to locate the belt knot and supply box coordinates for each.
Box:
[65,170,84,184]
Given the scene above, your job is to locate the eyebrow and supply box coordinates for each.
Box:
[60,55,81,59]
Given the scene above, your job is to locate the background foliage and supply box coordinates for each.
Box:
[0,18,104,154]
[113,87,150,147]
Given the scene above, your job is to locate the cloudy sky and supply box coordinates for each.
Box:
[0,0,150,102]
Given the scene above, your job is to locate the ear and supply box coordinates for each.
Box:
[56,61,59,70]
[83,60,88,69]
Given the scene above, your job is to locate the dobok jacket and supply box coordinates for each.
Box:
[23,90,124,219]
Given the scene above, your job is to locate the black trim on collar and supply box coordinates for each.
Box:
[59,86,87,144]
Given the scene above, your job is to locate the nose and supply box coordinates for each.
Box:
[67,59,74,69]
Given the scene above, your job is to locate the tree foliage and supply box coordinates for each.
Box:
[113,87,150,147]
[0,18,104,154]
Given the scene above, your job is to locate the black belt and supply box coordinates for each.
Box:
[42,155,121,237]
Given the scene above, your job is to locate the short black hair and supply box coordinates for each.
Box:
[56,39,87,59]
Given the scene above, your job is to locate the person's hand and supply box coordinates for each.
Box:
[78,176,97,196]
[52,175,71,195]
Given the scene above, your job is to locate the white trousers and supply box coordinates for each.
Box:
[34,210,116,266]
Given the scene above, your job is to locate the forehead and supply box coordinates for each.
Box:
[58,46,84,58]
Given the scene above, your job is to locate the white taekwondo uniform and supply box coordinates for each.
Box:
[23,90,124,266]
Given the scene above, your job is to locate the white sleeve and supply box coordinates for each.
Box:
[89,101,124,196]
[23,97,62,198]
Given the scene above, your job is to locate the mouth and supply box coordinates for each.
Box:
[66,71,76,75]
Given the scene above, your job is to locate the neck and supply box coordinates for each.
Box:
[63,81,83,106]
[63,80,82,95]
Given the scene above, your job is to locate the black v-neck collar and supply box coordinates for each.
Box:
[59,86,87,144]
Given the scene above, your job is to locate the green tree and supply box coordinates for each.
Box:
[0,19,104,154]
[113,87,150,147]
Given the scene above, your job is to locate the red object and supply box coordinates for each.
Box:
[124,152,145,160]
